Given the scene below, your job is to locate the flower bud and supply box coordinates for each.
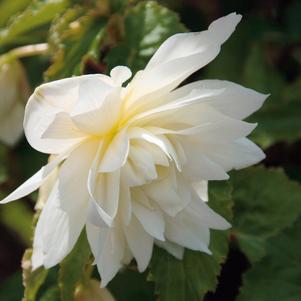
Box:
[0,58,30,146]
[75,280,116,301]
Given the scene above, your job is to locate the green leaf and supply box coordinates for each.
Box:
[0,145,7,184]
[0,201,33,245]
[0,0,31,28]
[22,249,48,301]
[204,17,274,83]
[243,44,301,147]
[0,272,23,301]
[231,167,301,262]
[237,217,301,301]
[250,78,301,147]
[243,43,285,96]
[39,286,60,301]
[109,0,129,13]
[45,7,107,80]
[285,0,301,41]
[150,182,232,301]
[109,269,155,301]
[59,231,92,301]
[204,17,301,147]
[105,1,186,73]
[0,0,70,47]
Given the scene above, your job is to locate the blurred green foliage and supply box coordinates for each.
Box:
[0,0,300,301]
[237,217,301,301]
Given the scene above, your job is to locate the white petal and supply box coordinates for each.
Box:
[186,155,229,180]
[191,181,208,202]
[122,160,146,187]
[147,13,241,69]
[88,141,121,226]
[122,246,134,265]
[98,129,129,173]
[71,89,122,135]
[128,127,181,170]
[24,74,114,154]
[71,75,114,116]
[58,139,98,212]
[144,170,191,216]
[155,240,184,260]
[92,170,121,220]
[129,144,157,182]
[31,244,45,270]
[180,139,229,181]
[0,151,68,204]
[24,76,84,154]
[35,155,59,210]
[186,193,231,230]
[87,223,125,287]
[132,200,165,241]
[135,140,169,167]
[87,143,115,226]
[124,216,153,272]
[32,181,87,268]
[165,213,211,254]
[125,76,222,119]
[197,137,265,172]
[87,201,108,228]
[126,13,241,105]
[86,222,107,260]
[156,134,182,171]
[133,102,256,140]
[110,66,132,86]
[41,112,86,139]
[88,176,120,227]
[131,187,153,209]
[164,80,268,120]
[208,12,242,44]
[119,181,132,225]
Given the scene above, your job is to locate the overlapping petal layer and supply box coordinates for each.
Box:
[1,13,267,286]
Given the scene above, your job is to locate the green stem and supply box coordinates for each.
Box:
[0,43,49,65]
[9,43,49,58]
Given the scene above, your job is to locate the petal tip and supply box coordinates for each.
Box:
[209,12,242,44]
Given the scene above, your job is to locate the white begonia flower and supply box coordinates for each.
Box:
[1,13,267,286]
[0,59,30,146]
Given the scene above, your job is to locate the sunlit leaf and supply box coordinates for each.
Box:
[105,1,186,73]
[45,7,107,80]
[0,0,70,47]
[0,0,31,28]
